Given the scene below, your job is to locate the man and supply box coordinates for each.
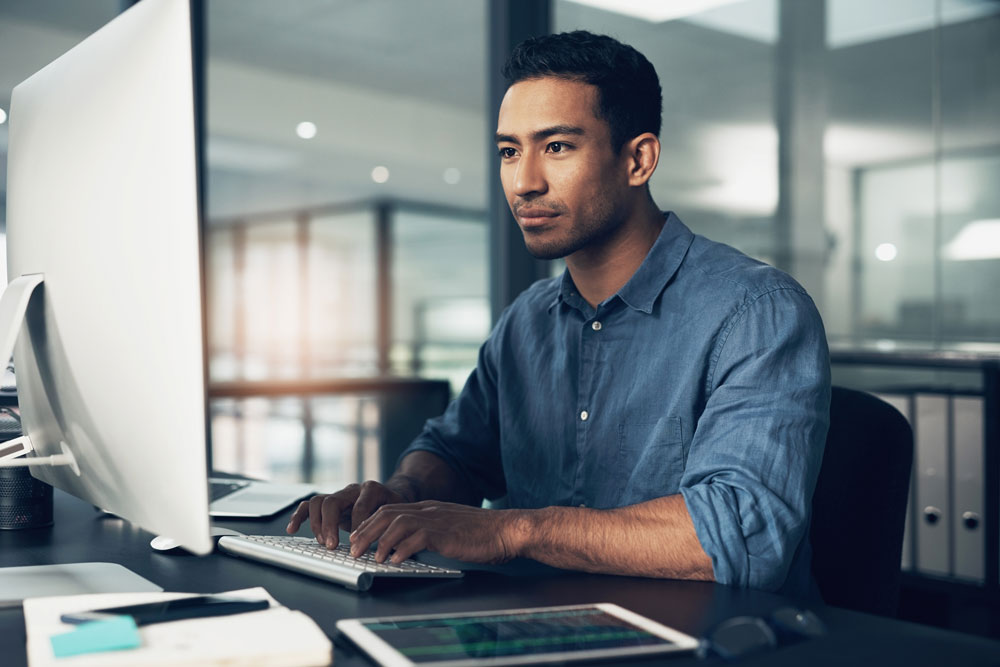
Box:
[287,31,830,595]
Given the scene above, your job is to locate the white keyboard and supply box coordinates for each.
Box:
[217,535,463,591]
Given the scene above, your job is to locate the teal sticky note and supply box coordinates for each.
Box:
[50,615,141,658]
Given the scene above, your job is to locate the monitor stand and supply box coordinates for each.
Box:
[0,274,78,472]
[0,277,150,603]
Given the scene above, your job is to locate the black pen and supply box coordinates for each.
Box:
[61,595,269,627]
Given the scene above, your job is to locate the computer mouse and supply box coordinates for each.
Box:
[149,535,181,551]
[770,607,827,639]
[149,527,244,552]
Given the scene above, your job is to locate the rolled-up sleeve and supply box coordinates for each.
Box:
[399,312,509,502]
[679,287,830,591]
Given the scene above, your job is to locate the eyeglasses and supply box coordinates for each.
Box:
[698,607,827,660]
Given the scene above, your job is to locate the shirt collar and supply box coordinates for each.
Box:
[616,211,693,313]
[549,212,694,315]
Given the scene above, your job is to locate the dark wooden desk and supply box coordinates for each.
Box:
[2,491,999,666]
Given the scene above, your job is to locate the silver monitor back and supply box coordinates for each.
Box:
[5,0,212,554]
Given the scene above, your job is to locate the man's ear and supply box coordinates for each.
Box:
[623,132,660,187]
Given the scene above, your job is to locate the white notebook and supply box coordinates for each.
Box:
[23,586,331,667]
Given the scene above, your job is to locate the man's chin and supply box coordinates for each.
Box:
[524,242,571,261]
[523,234,580,261]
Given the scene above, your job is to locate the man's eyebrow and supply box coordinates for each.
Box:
[494,125,586,145]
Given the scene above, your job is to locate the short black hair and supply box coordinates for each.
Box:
[502,31,662,152]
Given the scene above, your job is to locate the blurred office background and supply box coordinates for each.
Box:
[0,1,998,625]
[0,0,997,485]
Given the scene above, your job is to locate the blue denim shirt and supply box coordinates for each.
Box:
[403,213,831,594]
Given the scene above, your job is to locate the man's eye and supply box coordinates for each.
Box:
[498,147,517,159]
[547,142,566,153]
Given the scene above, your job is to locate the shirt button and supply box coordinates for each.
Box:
[591,321,602,331]
[580,410,589,421]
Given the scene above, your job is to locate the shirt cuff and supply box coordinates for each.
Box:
[683,481,804,591]
[681,483,750,588]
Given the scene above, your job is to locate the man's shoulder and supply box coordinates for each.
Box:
[683,233,809,305]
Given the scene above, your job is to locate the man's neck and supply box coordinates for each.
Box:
[565,201,665,309]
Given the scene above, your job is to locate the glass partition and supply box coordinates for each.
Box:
[557,0,1000,350]
[391,209,489,392]
[207,200,484,483]
[308,211,379,377]
[204,0,489,483]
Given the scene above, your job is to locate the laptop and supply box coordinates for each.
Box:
[209,477,317,518]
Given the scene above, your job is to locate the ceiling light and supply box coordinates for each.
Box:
[565,0,745,23]
[295,121,317,139]
[443,167,461,185]
[371,166,390,184]
[875,243,897,262]
[943,219,1000,261]
[0,107,7,124]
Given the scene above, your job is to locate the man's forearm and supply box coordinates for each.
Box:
[506,494,715,580]
[386,450,482,506]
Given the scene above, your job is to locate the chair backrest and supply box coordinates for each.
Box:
[810,386,913,617]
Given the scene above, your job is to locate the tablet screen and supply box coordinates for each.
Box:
[358,606,679,663]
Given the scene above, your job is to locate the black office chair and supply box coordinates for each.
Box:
[809,386,913,617]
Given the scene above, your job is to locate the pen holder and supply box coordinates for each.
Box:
[0,463,54,530]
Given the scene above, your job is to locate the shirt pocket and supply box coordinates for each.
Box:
[615,416,685,504]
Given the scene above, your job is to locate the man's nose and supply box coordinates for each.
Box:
[512,152,546,197]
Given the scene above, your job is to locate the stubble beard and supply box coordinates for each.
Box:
[521,197,624,261]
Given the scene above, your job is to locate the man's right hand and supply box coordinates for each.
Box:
[285,481,408,549]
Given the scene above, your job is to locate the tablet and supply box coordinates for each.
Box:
[336,603,700,667]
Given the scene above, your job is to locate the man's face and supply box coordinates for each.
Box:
[495,77,630,260]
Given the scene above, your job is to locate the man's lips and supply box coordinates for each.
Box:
[516,208,560,226]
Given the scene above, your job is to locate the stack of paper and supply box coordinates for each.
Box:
[23,587,332,667]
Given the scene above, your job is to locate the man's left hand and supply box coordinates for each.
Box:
[348,500,523,565]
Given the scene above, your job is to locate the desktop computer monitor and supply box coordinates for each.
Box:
[3,0,213,554]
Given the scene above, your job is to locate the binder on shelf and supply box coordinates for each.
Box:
[914,394,950,577]
[876,393,914,571]
[952,396,984,582]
